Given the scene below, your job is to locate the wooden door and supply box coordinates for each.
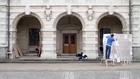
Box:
[63,34,76,54]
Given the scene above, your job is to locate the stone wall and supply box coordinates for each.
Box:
[0,47,6,59]
[133,46,140,60]
[0,0,8,59]
[132,0,140,60]
[0,1,7,45]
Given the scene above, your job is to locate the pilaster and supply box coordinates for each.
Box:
[0,2,7,59]
[40,30,57,59]
[82,26,98,59]
[131,5,140,60]
[0,5,7,45]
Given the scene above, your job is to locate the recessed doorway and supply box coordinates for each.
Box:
[63,34,76,54]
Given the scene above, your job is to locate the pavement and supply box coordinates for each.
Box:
[0,55,140,71]
[0,60,140,79]
[0,61,140,71]
[0,55,140,79]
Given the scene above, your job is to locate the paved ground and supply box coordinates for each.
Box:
[0,62,140,79]
[1,70,140,79]
[0,62,139,71]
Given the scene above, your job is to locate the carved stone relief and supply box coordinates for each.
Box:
[86,6,94,21]
[44,6,52,21]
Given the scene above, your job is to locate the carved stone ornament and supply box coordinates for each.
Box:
[66,4,72,15]
[25,5,31,15]
[86,8,94,21]
[108,3,114,15]
[44,6,52,21]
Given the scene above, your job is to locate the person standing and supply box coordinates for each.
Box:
[105,34,115,59]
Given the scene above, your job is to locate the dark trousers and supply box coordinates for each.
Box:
[105,45,111,59]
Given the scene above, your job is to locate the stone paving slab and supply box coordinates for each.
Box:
[0,71,140,79]
[0,63,140,79]
[0,62,140,71]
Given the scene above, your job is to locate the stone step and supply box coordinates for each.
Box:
[1,59,100,63]
[0,55,100,63]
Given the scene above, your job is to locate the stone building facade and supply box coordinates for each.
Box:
[0,0,140,60]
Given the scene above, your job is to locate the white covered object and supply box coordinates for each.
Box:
[103,34,132,62]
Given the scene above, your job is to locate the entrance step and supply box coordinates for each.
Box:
[57,55,77,59]
[2,55,100,63]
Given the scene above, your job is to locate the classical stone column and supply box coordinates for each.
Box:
[40,30,57,59]
[82,28,98,59]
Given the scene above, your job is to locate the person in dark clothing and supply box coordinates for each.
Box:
[76,52,88,61]
[99,46,103,55]
[35,46,41,57]
[76,52,83,57]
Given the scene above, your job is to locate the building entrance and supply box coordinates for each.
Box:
[63,34,76,54]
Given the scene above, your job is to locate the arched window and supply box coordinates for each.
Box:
[29,28,40,46]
